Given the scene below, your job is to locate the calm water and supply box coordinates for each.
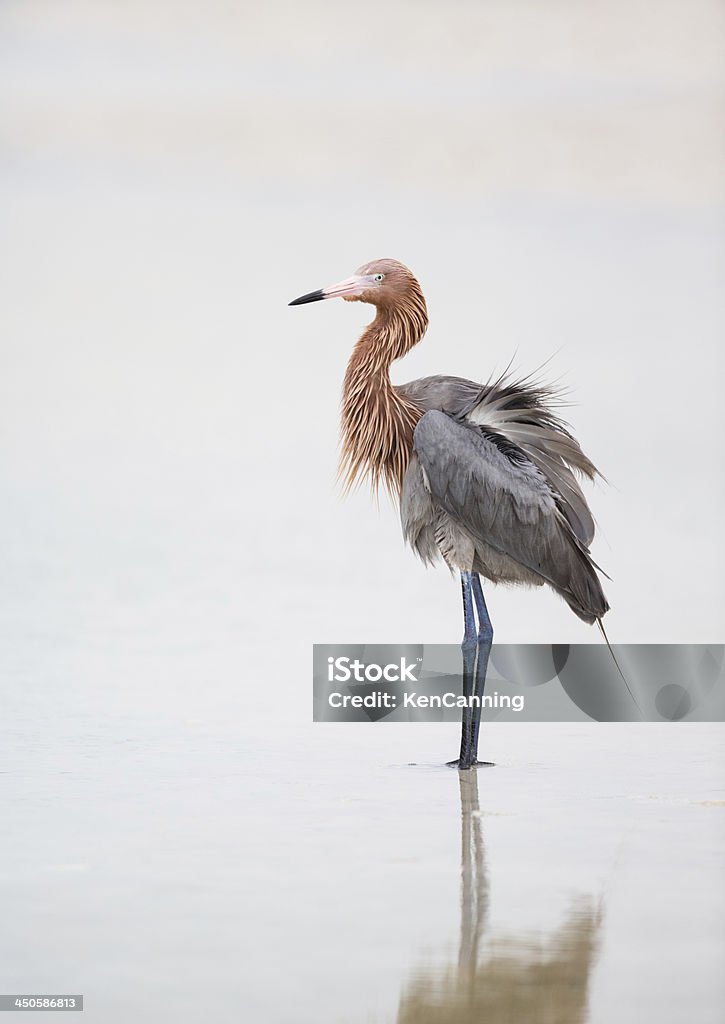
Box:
[2,687,724,1022]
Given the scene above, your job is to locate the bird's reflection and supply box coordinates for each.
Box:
[396,771,602,1024]
[457,772,488,974]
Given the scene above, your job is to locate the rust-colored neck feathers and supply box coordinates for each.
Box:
[340,282,428,496]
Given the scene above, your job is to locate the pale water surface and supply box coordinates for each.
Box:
[2,687,725,1021]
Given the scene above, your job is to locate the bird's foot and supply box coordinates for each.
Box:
[446,758,495,770]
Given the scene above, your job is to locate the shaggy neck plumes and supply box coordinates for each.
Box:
[340,290,428,495]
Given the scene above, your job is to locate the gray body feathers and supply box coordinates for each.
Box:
[397,373,608,624]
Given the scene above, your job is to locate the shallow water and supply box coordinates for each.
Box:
[2,698,724,1022]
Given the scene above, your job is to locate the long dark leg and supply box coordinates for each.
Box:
[461,570,478,646]
[457,572,479,769]
[470,573,494,758]
[472,574,493,646]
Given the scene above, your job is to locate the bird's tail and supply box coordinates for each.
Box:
[596,618,643,719]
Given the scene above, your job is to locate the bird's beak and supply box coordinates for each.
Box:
[289,274,369,306]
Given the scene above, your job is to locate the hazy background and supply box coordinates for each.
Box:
[2,0,724,648]
[1,3,724,1022]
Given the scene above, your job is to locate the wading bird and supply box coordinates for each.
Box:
[290,259,613,768]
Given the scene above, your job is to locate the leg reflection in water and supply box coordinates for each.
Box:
[396,771,603,1024]
[457,770,488,975]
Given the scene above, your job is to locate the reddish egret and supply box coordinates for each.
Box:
[291,258,613,767]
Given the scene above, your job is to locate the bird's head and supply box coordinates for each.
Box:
[289,258,422,311]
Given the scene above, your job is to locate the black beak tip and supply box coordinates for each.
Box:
[289,289,325,306]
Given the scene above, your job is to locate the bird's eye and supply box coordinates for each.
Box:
[373,273,384,282]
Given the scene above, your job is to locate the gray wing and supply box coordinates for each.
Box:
[403,410,608,623]
[398,372,598,547]
[397,375,482,416]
